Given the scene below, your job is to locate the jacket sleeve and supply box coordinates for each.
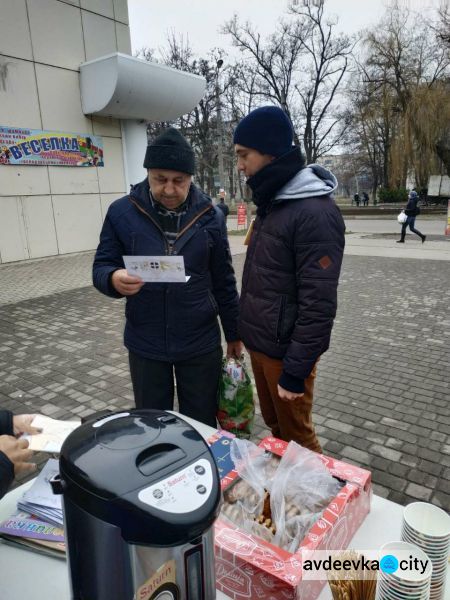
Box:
[92,211,126,299]
[0,452,14,500]
[280,210,345,393]
[0,410,13,435]
[0,410,15,500]
[209,211,240,342]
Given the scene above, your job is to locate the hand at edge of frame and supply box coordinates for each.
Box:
[277,385,304,402]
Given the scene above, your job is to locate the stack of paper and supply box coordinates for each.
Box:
[0,511,64,543]
[16,459,63,526]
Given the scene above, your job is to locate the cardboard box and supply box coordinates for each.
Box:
[213,436,372,600]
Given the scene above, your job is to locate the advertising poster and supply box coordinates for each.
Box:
[0,126,104,167]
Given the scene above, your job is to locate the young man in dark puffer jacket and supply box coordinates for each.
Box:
[234,106,345,452]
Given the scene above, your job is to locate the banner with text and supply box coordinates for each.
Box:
[0,126,104,167]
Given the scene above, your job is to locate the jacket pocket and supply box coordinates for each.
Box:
[207,290,219,315]
[276,295,287,342]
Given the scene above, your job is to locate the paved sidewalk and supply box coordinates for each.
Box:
[0,223,449,509]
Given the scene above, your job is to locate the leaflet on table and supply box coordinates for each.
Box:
[123,255,190,282]
[22,414,80,453]
[0,533,66,558]
[0,511,64,542]
[17,459,63,526]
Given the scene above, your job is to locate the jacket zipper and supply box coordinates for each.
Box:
[129,196,171,254]
[242,217,262,297]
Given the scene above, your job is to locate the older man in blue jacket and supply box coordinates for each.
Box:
[93,129,242,427]
[234,107,345,452]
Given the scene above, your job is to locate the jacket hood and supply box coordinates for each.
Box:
[274,164,337,202]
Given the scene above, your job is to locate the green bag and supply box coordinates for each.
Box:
[217,357,255,438]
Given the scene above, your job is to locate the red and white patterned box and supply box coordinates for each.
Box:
[213,436,372,600]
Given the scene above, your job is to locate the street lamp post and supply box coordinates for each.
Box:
[215,59,226,201]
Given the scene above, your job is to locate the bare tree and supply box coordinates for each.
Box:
[351,2,450,190]
[222,16,306,143]
[289,1,356,162]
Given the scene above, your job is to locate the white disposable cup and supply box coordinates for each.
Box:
[403,503,450,539]
[379,541,433,584]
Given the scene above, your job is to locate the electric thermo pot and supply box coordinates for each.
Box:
[51,409,221,600]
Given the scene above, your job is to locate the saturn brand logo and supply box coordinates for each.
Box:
[167,473,186,486]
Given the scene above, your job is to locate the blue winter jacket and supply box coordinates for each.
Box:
[93,179,239,361]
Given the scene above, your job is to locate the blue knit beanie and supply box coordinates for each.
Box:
[233,106,294,157]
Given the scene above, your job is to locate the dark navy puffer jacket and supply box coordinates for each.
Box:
[93,179,239,362]
[239,150,345,393]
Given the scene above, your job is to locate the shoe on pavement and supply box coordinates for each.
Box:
[396,240,404,243]
[422,235,426,243]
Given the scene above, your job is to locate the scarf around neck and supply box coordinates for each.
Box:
[246,147,306,216]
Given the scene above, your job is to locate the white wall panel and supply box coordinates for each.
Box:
[82,11,117,62]
[113,0,128,24]
[27,0,84,70]
[0,165,50,196]
[98,137,126,194]
[80,0,114,19]
[35,64,93,133]
[92,116,121,138]
[115,22,131,55]
[0,0,33,60]
[0,197,28,262]
[22,195,58,258]
[0,57,42,128]
[52,193,102,253]
[48,166,99,195]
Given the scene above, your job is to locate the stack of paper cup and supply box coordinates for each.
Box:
[376,541,432,600]
[401,502,450,600]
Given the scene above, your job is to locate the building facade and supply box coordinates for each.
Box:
[0,0,205,264]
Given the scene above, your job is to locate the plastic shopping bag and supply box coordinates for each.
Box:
[397,210,408,224]
[217,357,254,438]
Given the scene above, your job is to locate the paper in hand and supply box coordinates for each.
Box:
[123,255,189,283]
[22,415,80,453]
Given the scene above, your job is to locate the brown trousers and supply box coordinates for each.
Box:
[249,350,322,453]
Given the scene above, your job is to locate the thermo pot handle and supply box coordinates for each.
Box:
[136,443,186,476]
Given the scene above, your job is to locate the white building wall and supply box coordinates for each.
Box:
[0,0,132,264]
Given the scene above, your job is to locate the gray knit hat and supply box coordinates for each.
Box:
[143,128,195,174]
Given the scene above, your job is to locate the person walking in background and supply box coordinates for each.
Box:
[362,191,369,206]
[0,410,40,499]
[233,106,345,452]
[216,197,229,223]
[93,128,242,428]
[354,192,360,207]
[397,190,426,243]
